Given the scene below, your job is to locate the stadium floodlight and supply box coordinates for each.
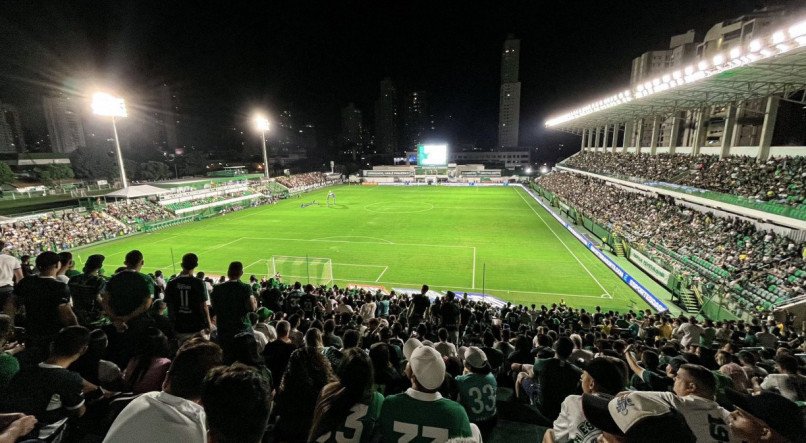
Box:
[748,39,763,52]
[697,60,709,71]
[525,167,532,174]
[255,115,271,178]
[712,54,725,66]
[772,31,786,45]
[92,92,129,188]
[791,20,806,38]
[729,47,742,59]
[684,65,695,76]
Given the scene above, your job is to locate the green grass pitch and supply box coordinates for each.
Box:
[73,185,647,311]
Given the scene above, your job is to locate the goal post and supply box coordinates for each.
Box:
[270,255,334,285]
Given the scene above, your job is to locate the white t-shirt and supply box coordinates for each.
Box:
[760,373,806,402]
[552,394,601,443]
[675,323,703,347]
[434,341,458,358]
[359,302,376,321]
[103,391,206,443]
[655,392,737,443]
[0,254,21,286]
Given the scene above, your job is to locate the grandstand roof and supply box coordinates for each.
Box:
[545,20,806,132]
[105,185,171,199]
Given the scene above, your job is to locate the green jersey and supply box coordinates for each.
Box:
[105,270,155,317]
[377,389,472,443]
[455,373,497,422]
[315,391,384,443]
[210,280,253,335]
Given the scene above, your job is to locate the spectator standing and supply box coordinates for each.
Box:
[439,291,461,344]
[68,254,106,328]
[408,285,431,326]
[55,252,74,284]
[209,261,256,360]
[103,340,224,443]
[262,320,295,387]
[103,250,155,328]
[16,251,77,365]
[674,317,704,349]
[0,241,23,325]
[164,253,211,345]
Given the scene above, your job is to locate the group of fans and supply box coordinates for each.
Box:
[536,172,806,317]
[565,152,806,208]
[275,172,331,191]
[0,243,804,442]
[104,201,173,226]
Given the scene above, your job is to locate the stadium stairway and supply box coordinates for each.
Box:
[678,288,700,313]
[613,242,625,257]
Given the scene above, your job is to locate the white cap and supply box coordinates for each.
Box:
[464,346,488,369]
[403,337,423,361]
[409,345,446,390]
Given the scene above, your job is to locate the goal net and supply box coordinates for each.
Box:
[270,255,334,285]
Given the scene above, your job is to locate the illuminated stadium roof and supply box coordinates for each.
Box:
[545,19,806,133]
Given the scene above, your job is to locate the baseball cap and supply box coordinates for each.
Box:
[464,346,488,369]
[725,389,803,442]
[256,307,273,321]
[582,392,696,442]
[409,345,446,391]
[403,337,423,361]
[84,254,105,272]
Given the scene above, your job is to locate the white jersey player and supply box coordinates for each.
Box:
[327,191,336,206]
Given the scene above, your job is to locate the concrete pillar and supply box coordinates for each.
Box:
[611,124,620,153]
[731,103,744,148]
[579,129,588,151]
[692,108,709,156]
[758,95,780,161]
[720,104,737,159]
[635,119,644,155]
[669,113,681,155]
[681,111,693,148]
[594,126,602,152]
[622,120,634,153]
[649,116,661,155]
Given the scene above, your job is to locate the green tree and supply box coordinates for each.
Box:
[70,147,119,181]
[137,161,171,181]
[35,164,74,186]
[0,163,14,186]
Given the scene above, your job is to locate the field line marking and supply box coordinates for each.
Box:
[313,235,394,244]
[375,266,389,282]
[242,236,474,250]
[243,259,267,270]
[472,247,476,289]
[203,237,245,253]
[335,263,388,268]
[514,188,613,298]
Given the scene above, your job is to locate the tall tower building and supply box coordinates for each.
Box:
[498,35,521,148]
[152,83,181,154]
[43,95,86,153]
[403,91,428,149]
[374,78,398,154]
[341,103,363,159]
[0,102,26,153]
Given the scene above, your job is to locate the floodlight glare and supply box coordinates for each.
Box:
[772,31,786,45]
[91,92,127,117]
[748,39,763,52]
[697,60,709,71]
[712,54,725,65]
[255,116,270,132]
[729,47,742,59]
[791,21,806,38]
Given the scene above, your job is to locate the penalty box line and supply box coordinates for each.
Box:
[246,258,390,282]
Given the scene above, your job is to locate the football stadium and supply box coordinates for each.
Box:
[1,2,806,443]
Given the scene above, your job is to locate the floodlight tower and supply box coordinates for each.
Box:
[92,92,129,188]
[255,115,271,178]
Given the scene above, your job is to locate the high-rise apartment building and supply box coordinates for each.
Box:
[341,103,363,158]
[498,35,521,148]
[43,95,86,153]
[374,78,398,154]
[403,91,428,149]
[0,102,26,153]
[152,83,181,154]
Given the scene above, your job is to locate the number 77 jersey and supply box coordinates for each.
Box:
[377,389,473,442]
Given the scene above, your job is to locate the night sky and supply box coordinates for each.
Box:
[0,0,763,159]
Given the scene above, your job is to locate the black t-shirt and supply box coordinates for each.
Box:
[105,270,155,317]
[165,275,209,333]
[300,293,317,318]
[440,301,461,329]
[16,276,71,339]
[0,363,84,424]
[481,345,505,372]
[210,280,252,336]
[263,339,295,382]
[68,273,106,326]
[536,359,582,420]
[410,294,430,317]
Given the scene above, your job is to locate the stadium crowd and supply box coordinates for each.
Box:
[275,172,330,191]
[0,246,804,442]
[104,200,173,225]
[536,172,806,311]
[565,152,806,207]
[0,211,130,258]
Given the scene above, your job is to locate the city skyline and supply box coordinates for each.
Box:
[0,0,769,163]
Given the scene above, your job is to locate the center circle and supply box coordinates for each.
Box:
[364,202,434,214]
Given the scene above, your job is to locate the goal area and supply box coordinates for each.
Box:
[270,255,334,285]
